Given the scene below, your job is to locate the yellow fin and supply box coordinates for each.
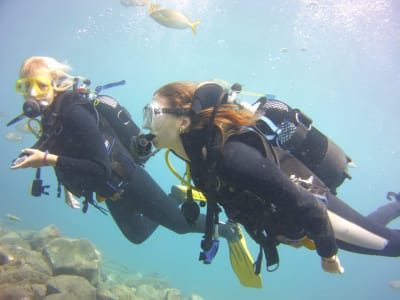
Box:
[190,20,201,35]
[228,225,262,288]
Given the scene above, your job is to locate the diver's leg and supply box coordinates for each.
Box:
[365,196,400,226]
[106,196,159,244]
[127,166,235,238]
[327,194,400,256]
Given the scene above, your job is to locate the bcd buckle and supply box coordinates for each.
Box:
[199,239,220,264]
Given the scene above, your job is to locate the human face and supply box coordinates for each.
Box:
[16,75,56,105]
[142,94,185,149]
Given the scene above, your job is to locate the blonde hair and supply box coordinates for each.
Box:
[19,56,76,92]
[154,81,257,135]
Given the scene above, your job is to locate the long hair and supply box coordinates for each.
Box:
[154,81,257,135]
[19,56,75,92]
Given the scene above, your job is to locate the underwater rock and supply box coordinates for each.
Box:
[0,248,14,265]
[43,237,102,285]
[0,263,50,285]
[44,274,96,299]
[0,244,51,276]
[136,284,161,300]
[0,283,34,299]
[164,288,182,300]
[30,224,61,250]
[98,284,136,300]
[188,295,204,300]
[0,231,30,249]
[32,283,47,299]
[0,224,204,299]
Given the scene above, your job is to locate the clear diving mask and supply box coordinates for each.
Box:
[142,103,188,130]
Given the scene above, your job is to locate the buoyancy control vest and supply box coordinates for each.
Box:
[34,90,142,212]
[253,97,353,193]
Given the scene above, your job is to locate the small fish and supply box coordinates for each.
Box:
[389,280,400,288]
[15,122,32,134]
[149,4,200,34]
[0,112,8,118]
[4,132,23,142]
[120,0,148,7]
[6,214,21,222]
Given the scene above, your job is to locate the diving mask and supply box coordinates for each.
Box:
[142,103,187,129]
[16,76,53,97]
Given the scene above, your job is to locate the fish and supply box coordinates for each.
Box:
[6,214,21,222]
[15,122,32,134]
[120,0,148,7]
[4,132,23,142]
[389,280,400,288]
[148,4,200,34]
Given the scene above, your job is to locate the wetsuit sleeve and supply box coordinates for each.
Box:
[220,139,338,258]
[55,104,111,190]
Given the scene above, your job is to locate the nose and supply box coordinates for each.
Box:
[29,87,37,97]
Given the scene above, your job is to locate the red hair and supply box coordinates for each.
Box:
[155,81,257,135]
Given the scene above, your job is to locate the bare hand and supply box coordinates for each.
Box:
[10,148,47,169]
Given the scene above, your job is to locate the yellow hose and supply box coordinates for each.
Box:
[27,118,42,138]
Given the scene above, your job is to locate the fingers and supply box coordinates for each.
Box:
[10,149,44,169]
[321,255,344,274]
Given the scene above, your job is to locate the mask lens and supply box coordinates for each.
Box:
[16,77,52,96]
[142,104,153,129]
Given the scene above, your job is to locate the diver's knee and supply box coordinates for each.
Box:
[124,233,148,244]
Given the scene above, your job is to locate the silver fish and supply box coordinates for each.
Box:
[4,132,23,142]
[389,280,400,288]
[149,4,200,34]
[120,0,148,7]
[6,214,21,222]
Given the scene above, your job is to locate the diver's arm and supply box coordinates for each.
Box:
[10,148,58,169]
[221,139,338,259]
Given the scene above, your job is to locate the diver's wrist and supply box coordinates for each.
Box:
[45,153,58,166]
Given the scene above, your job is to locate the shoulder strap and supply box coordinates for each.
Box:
[33,92,76,151]
[198,89,228,263]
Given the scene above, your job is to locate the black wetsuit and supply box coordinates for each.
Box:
[182,126,400,259]
[181,129,338,259]
[36,92,210,244]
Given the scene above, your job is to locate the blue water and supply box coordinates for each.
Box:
[1,0,400,299]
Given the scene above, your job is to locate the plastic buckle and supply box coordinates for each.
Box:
[199,239,219,264]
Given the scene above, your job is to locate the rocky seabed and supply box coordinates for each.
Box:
[0,224,204,300]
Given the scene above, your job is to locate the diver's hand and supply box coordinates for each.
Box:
[321,255,344,274]
[64,190,81,209]
[10,148,57,169]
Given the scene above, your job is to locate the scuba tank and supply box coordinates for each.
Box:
[254,96,353,193]
[197,80,353,193]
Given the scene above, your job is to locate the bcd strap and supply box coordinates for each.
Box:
[253,237,280,274]
[199,88,228,263]
[82,192,108,215]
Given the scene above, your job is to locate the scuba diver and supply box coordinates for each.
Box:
[142,80,400,276]
[8,57,263,287]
